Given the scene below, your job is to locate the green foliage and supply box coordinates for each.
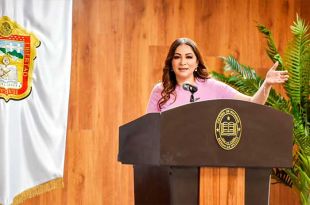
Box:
[284,17,310,157]
[212,56,291,114]
[257,24,284,70]
[287,150,310,204]
[271,168,293,187]
[213,15,310,204]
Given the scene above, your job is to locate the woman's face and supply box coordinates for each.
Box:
[171,44,198,84]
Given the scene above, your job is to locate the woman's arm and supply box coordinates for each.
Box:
[146,83,162,113]
[234,61,289,105]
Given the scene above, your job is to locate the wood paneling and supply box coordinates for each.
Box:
[21,0,310,204]
[200,168,245,205]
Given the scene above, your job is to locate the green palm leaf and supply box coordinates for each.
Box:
[293,116,310,154]
[284,16,310,157]
[286,150,310,203]
[284,16,309,109]
[222,56,259,80]
[216,56,290,113]
[257,24,284,70]
[271,168,293,187]
[213,15,310,203]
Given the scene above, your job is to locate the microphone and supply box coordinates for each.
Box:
[182,82,198,102]
[182,83,198,93]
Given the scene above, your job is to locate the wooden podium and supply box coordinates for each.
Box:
[118,100,293,205]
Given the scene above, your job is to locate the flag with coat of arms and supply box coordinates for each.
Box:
[0,0,72,204]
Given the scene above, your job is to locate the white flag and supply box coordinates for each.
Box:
[0,0,72,204]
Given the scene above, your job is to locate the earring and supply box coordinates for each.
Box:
[194,68,198,72]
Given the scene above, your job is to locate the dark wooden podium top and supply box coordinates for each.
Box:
[118,99,293,168]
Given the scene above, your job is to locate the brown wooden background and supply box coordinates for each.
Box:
[22,0,310,204]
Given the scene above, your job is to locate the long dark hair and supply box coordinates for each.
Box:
[158,38,209,109]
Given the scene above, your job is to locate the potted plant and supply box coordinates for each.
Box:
[212,16,310,204]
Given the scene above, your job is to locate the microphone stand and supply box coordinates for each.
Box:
[189,87,196,102]
[190,92,195,102]
[182,83,198,103]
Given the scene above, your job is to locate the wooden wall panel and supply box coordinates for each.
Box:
[199,168,245,205]
[20,0,309,204]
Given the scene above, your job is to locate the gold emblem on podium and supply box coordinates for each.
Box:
[0,16,40,102]
[215,108,242,150]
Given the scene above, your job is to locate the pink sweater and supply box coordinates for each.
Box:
[146,78,239,113]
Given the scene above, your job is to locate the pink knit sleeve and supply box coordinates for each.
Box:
[210,78,239,99]
[146,83,162,113]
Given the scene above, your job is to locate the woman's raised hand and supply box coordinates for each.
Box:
[264,61,289,85]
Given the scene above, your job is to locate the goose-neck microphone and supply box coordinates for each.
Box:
[182,83,198,102]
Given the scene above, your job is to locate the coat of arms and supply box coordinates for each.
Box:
[0,16,40,102]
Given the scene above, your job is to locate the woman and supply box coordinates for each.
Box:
[147,37,289,113]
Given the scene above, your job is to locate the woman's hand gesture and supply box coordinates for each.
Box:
[265,61,289,85]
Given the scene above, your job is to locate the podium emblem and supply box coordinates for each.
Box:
[215,108,242,150]
[0,16,40,102]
